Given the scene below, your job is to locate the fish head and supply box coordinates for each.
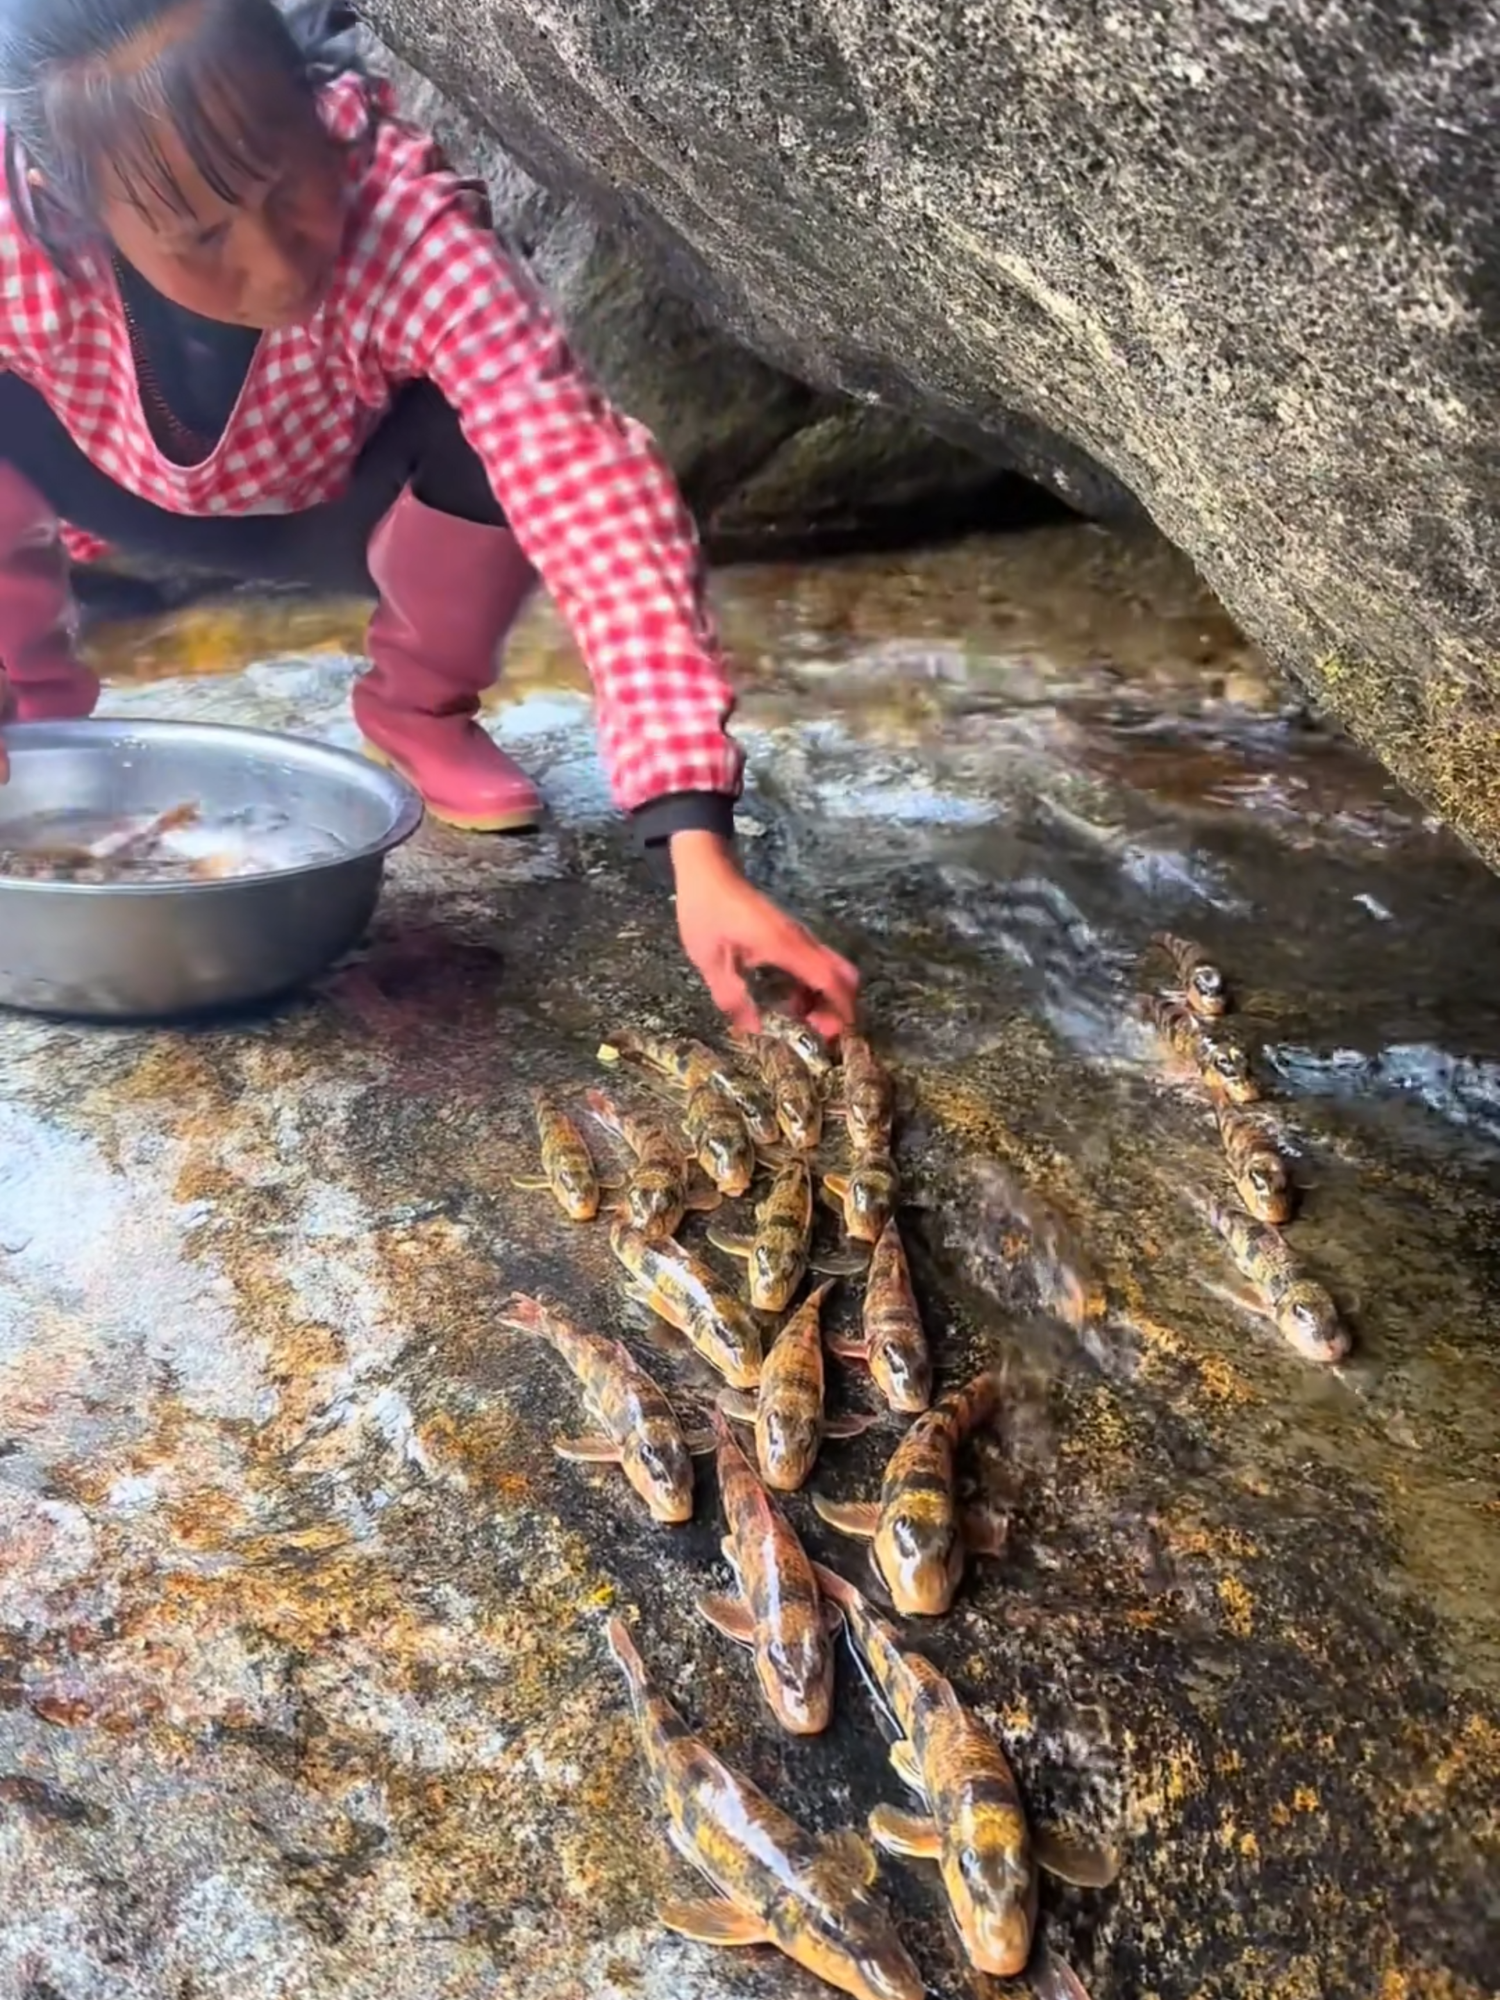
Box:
[1188,963,1226,1010]
[872,1340,932,1415]
[847,1167,896,1242]
[1204,1040,1257,1101]
[1275,1282,1349,1362]
[759,1626,835,1734]
[750,1245,798,1311]
[627,1179,677,1238]
[554,1168,599,1222]
[938,1818,1036,1978]
[806,1905,924,2000]
[759,1404,821,1488]
[877,1502,964,1615]
[703,1134,754,1197]
[1242,1156,1292,1223]
[623,1427,695,1524]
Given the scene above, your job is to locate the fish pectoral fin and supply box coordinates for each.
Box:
[716,1389,759,1424]
[868,1803,941,1860]
[683,1428,720,1455]
[706,1226,755,1260]
[685,1179,724,1214]
[1034,1826,1124,1889]
[824,1331,871,1363]
[510,1175,550,1191]
[695,1592,757,1646]
[887,1738,926,1793]
[657,1897,769,1948]
[820,1827,879,1885]
[553,1435,624,1464]
[821,1173,851,1204]
[822,1411,881,1440]
[820,1597,845,1637]
[811,1496,881,1539]
[962,1504,1010,1559]
[809,1248,871,1278]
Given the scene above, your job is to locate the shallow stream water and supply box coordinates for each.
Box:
[0,521,1495,2000]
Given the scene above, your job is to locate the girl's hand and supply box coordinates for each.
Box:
[671,830,860,1041]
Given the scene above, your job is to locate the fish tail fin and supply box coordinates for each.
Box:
[605,1615,649,1696]
[584,1087,626,1136]
[496,1292,550,1337]
[812,1561,865,1614]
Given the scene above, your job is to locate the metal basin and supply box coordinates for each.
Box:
[0,719,423,1020]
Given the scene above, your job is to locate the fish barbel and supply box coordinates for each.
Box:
[828,1218,931,1413]
[697,1406,840,1734]
[1151,930,1229,1018]
[839,1035,895,1154]
[518,1088,601,1220]
[711,1157,813,1312]
[814,1567,1120,1977]
[814,1369,1004,1615]
[611,1219,763,1388]
[1204,1196,1348,1362]
[1215,1102,1294,1224]
[719,1280,876,1491]
[754,1034,824,1150]
[758,1008,834,1077]
[497,1293,703,1523]
[588,1086,715,1240]
[606,1617,922,2000]
[824,1151,900,1245]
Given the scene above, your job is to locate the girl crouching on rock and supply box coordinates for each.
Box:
[0,0,858,1037]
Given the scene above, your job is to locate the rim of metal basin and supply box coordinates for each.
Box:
[0,718,425,896]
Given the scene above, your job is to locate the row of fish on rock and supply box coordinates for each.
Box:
[508,1016,1112,2000]
[1140,931,1351,1363]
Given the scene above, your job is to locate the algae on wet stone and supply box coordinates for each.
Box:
[3,529,1500,1996]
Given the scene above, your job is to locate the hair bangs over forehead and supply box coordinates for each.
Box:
[35,0,316,231]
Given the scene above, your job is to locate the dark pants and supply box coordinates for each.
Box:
[0,373,505,598]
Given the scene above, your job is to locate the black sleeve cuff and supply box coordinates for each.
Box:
[631,790,738,888]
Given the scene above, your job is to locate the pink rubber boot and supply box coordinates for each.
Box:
[353,488,543,831]
[0,465,100,722]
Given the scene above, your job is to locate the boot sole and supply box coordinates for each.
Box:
[360,742,543,834]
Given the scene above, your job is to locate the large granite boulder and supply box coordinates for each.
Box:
[355,0,1500,866]
[353,32,1072,558]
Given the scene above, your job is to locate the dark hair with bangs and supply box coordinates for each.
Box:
[0,0,366,268]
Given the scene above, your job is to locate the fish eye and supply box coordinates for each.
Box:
[891,1512,942,1560]
[958,1845,989,1891]
[1193,968,1223,995]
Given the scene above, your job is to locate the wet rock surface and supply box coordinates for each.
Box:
[357,0,1499,871]
[2,525,1499,1998]
[351,25,1041,561]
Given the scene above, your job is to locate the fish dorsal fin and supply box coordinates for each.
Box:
[820,1827,878,1886]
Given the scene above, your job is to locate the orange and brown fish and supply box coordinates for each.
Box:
[815,1565,1120,1977]
[513,1087,602,1220]
[588,1086,718,1241]
[838,1035,895,1154]
[824,1151,900,1246]
[497,1293,706,1523]
[710,1156,814,1312]
[606,1616,922,2000]
[813,1369,1005,1615]
[827,1218,931,1414]
[1202,1195,1348,1362]
[752,1034,825,1150]
[1140,995,1259,1104]
[719,1280,876,1491]
[697,1406,841,1734]
[1151,930,1229,1018]
[1216,1102,1294,1224]
[603,1027,781,1148]
[759,1008,834,1078]
[611,1219,763,1389]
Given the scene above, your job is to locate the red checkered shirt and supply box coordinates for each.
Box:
[0,74,744,814]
